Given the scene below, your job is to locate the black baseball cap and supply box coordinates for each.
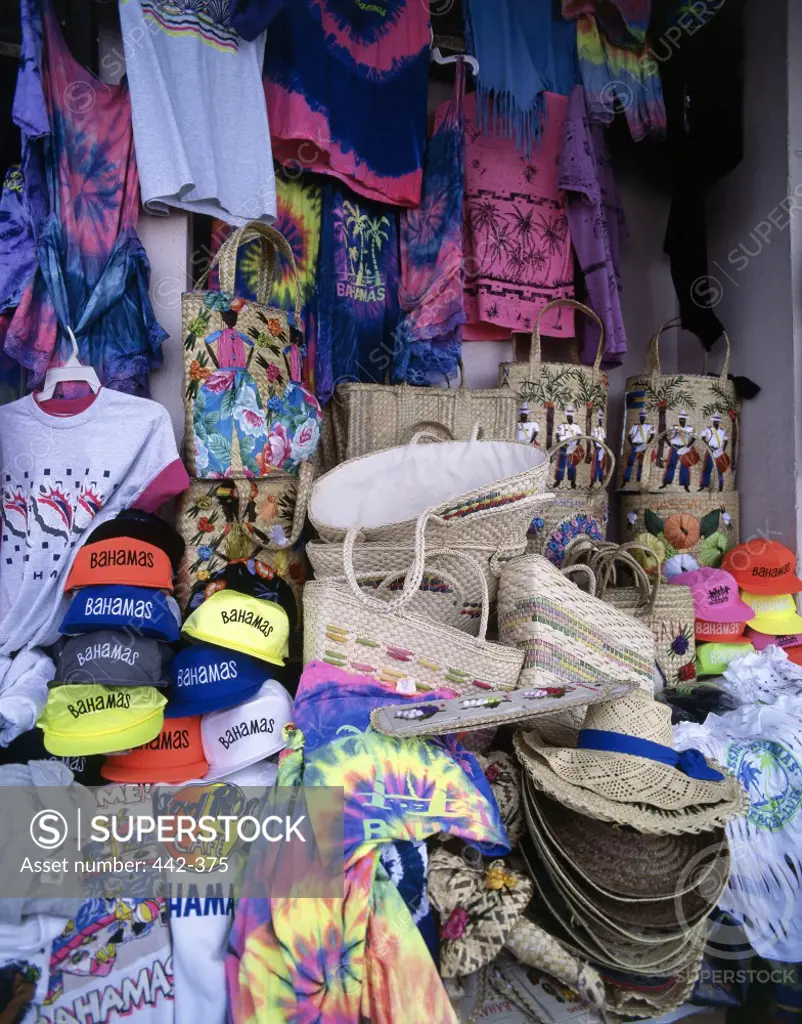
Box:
[86,511,185,573]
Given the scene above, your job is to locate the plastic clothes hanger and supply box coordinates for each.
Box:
[36,326,101,401]
[430,46,479,77]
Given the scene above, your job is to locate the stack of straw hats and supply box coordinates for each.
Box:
[513,690,748,1015]
[39,512,184,757]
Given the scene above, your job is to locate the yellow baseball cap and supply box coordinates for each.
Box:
[740,592,802,636]
[38,684,167,756]
[695,641,755,677]
[181,590,289,666]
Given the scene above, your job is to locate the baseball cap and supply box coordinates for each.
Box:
[678,568,755,623]
[696,641,755,677]
[66,538,173,592]
[745,628,802,652]
[740,592,802,635]
[201,679,293,780]
[60,586,181,641]
[166,645,268,717]
[86,511,185,573]
[51,632,171,688]
[187,558,298,630]
[37,684,166,756]
[101,715,208,783]
[208,760,278,786]
[182,591,289,666]
[784,646,802,667]
[722,541,802,595]
[694,619,750,644]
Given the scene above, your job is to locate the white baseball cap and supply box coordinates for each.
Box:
[208,760,278,786]
[201,679,292,780]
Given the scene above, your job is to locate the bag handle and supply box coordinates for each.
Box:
[529,299,606,381]
[596,543,661,617]
[544,432,617,488]
[646,319,732,385]
[560,563,597,597]
[403,421,482,445]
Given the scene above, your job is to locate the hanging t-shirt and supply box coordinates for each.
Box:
[674,695,802,962]
[117,0,276,226]
[0,915,66,1021]
[263,0,430,207]
[315,184,400,404]
[168,883,234,1024]
[0,390,188,654]
[460,92,574,341]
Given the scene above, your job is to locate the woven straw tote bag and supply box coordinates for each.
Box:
[308,437,551,546]
[302,543,524,693]
[620,483,740,573]
[182,221,322,479]
[499,298,609,493]
[497,554,655,692]
[526,433,615,563]
[595,543,698,687]
[617,320,740,495]
[328,361,518,467]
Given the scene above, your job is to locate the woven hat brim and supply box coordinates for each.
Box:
[531,786,730,903]
[514,730,748,835]
[526,786,729,930]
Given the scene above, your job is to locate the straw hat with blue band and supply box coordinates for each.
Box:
[513,691,748,835]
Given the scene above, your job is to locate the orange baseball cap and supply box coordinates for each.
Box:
[100,715,208,782]
[694,619,750,644]
[722,541,802,596]
[66,538,174,592]
[785,645,802,667]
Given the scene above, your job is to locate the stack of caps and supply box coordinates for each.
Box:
[514,693,747,1002]
[668,566,756,677]
[39,512,184,756]
[101,559,294,783]
[723,540,802,666]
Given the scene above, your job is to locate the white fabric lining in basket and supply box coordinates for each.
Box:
[309,440,548,532]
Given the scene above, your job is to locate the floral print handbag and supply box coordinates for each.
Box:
[182,222,322,479]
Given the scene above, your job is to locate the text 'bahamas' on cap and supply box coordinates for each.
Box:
[202,679,293,780]
[722,541,802,595]
[182,590,289,666]
[745,627,802,652]
[166,645,268,716]
[101,715,207,783]
[694,619,750,644]
[681,568,755,624]
[66,538,173,592]
[51,631,170,688]
[696,641,756,677]
[60,586,181,642]
[86,510,185,573]
[37,684,166,756]
[741,592,802,636]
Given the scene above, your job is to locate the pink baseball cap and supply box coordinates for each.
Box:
[672,567,754,624]
[744,628,802,652]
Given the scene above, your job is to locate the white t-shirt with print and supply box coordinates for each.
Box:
[0,391,182,654]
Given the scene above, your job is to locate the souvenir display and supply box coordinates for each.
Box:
[1,3,791,1023]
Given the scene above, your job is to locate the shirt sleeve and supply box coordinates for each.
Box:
[128,404,189,511]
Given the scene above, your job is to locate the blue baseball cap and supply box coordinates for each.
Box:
[60,586,181,642]
[165,644,268,717]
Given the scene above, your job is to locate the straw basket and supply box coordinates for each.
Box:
[499,298,609,493]
[308,438,552,547]
[498,555,655,693]
[618,320,740,494]
[328,361,518,467]
[526,434,614,563]
[303,545,524,693]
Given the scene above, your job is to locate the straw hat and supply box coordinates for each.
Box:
[514,691,748,835]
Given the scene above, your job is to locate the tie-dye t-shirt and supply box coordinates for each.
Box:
[263,0,430,208]
[225,662,507,1023]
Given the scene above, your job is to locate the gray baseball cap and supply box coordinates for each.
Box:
[50,631,171,688]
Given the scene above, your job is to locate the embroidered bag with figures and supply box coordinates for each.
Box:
[182,221,322,479]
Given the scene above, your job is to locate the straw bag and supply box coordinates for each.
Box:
[182,221,322,479]
[328,362,518,467]
[499,298,609,492]
[620,487,740,572]
[618,320,740,494]
[527,434,614,563]
[302,544,524,693]
[308,437,551,547]
[595,544,697,687]
[175,464,314,610]
[497,555,655,693]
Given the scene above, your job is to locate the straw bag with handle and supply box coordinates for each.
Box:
[499,298,609,492]
[618,320,739,494]
[594,543,697,688]
[182,221,322,479]
[303,530,524,693]
[328,361,518,468]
